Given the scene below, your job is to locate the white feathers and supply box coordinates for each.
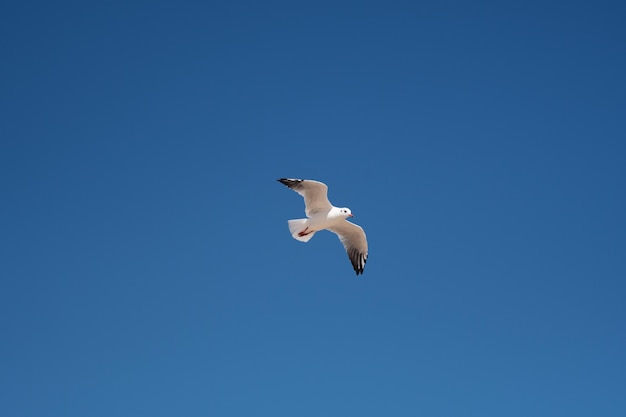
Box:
[288,219,316,242]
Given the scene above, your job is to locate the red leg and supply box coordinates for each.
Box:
[298,227,312,237]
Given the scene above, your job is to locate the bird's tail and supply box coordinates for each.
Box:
[288,219,316,243]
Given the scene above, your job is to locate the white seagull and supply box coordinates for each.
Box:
[277,178,368,275]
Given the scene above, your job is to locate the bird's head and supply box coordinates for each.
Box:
[340,207,354,218]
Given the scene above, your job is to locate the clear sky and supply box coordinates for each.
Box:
[1,1,625,416]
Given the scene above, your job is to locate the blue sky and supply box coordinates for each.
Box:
[1,1,625,416]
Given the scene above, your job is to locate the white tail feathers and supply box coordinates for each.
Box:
[288,219,316,242]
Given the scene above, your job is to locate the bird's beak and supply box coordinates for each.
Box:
[348,213,354,217]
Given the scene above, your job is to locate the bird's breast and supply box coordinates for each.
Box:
[307,213,335,230]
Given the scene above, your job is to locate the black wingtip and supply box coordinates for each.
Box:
[277,178,303,189]
[353,255,367,276]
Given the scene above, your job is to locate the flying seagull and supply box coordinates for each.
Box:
[277,178,368,275]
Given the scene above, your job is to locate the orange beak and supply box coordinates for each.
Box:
[348,213,354,217]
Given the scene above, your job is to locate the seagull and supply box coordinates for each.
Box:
[277,178,368,275]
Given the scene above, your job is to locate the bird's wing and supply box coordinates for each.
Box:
[278,178,333,216]
[328,221,368,275]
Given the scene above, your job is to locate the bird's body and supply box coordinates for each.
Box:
[286,206,349,241]
[277,178,368,275]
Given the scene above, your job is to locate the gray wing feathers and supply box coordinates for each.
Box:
[277,178,333,216]
[328,221,368,275]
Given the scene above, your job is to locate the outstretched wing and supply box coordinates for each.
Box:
[277,178,333,217]
[328,221,368,275]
